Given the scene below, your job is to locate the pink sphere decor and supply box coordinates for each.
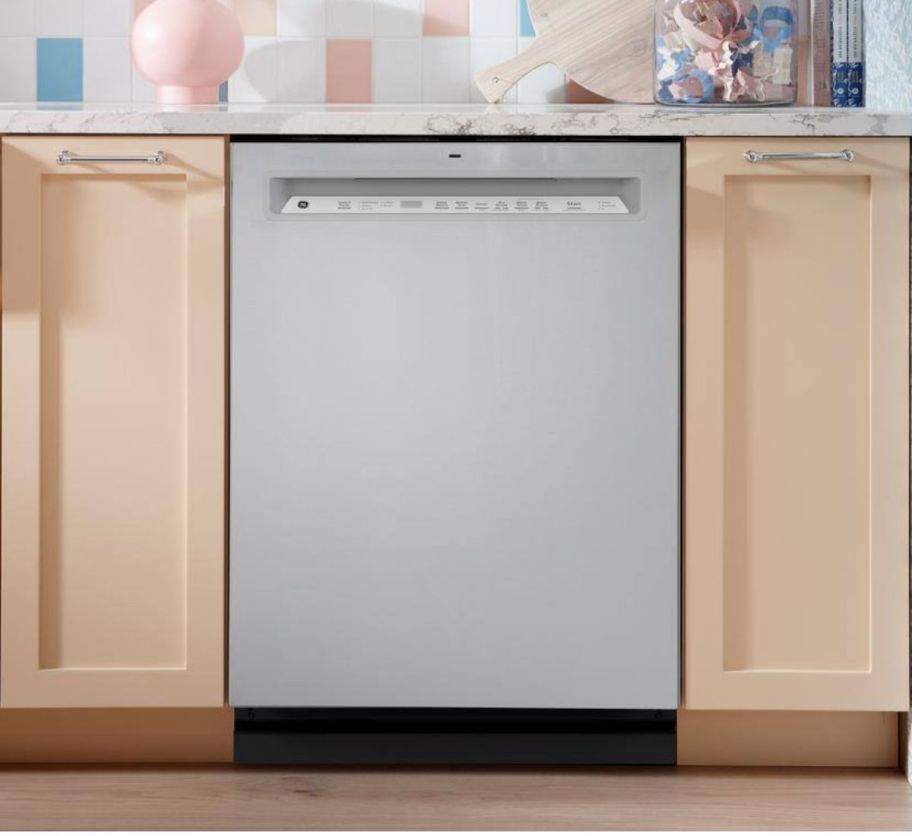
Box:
[131,0,244,105]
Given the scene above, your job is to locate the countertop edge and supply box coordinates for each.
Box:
[0,105,909,136]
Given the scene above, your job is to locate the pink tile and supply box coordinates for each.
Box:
[326,39,372,103]
[424,0,469,36]
[233,0,277,35]
[133,0,155,14]
[566,79,611,104]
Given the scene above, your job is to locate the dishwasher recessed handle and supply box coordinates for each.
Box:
[743,149,855,164]
[56,150,168,166]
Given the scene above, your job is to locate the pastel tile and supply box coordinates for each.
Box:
[83,36,130,101]
[0,0,617,105]
[277,37,325,102]
[326,0,373,37]
[422,35,468,101]
[84,0,131,36]
[470,36,515,103]
[470,0,514,37]
[424,0,468,37]
[277,0,324,36]
[38,0,83,36]
[233,0,276,35]
[219,80,228,101]
[0,0,37,36]
[229,35,277,101]
[518,0,534,37]
[374,0,420,37]
[373,36,420,102]
[0,37,37,101]
[566,79,609,104]
[516,37,563,103]
[37,36,83,101]
[325,37,371,102]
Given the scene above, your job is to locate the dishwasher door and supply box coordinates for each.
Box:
[230,141,680,711]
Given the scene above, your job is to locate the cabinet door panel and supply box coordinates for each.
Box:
[1,137,226,707]
[685,137,910,710]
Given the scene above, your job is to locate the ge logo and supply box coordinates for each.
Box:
[297,200,310,209]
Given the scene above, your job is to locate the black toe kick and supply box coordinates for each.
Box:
[233,708,676,766]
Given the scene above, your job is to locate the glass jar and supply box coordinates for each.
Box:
[655,0,798,105]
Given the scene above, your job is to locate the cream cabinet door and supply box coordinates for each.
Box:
[685,137,910,710]
[1,137,225,707]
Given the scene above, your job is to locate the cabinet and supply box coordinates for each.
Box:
[685,138,910,710]
[1,137,226,707]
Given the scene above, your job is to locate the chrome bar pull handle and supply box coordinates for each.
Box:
[56,150,167,166]
[744,148,855,164]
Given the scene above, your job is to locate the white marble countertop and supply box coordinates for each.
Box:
[0,103,909,136]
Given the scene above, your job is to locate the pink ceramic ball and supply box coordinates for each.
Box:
[132,0,244,105]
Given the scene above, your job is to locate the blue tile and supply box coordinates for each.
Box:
[219,81,228,103]
[37,38,83,103]
[518,0,535,37]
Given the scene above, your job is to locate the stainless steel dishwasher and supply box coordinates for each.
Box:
[230,141,681,765]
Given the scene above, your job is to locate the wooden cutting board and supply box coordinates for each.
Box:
[475,0,655,104]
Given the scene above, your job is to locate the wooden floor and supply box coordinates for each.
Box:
[0,766,911,830]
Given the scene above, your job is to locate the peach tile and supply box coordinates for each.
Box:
[232,0,277,36]
[566,79,611,104]
[423,0,469,37]
[326,38,372,103]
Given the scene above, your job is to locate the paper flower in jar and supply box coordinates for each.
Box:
[656,33,694,81]
[758,5,794,53]
[673,0,743,50]
[668,68,715,103]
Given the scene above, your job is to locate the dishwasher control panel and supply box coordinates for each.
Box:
[280,195,630,215]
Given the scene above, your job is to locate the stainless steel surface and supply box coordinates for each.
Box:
[56,149,167,165]
[230,141,681,711]
[743,148,856,163]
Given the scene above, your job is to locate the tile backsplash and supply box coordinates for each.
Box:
[0,0,593,104]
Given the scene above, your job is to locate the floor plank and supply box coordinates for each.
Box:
[0,766,910,830]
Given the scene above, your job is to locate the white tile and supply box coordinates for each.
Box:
[516,37,564,103]
[132,65,155,102]
[277,0,324,37]
[37,0,83,36]
[373,36,419,102]
[83,36,130,101]
[83,0,131,36]
[470,0,514,38]
[421,36,469,103]
[0,0,36,36]
[276,37,324,102]
[0,37,36,101]
[229,36,277,102]
[374,0,420,37]
[326,0,372,37]
[470,37,515,103]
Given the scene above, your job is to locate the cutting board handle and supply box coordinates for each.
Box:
[474,37,553,104]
